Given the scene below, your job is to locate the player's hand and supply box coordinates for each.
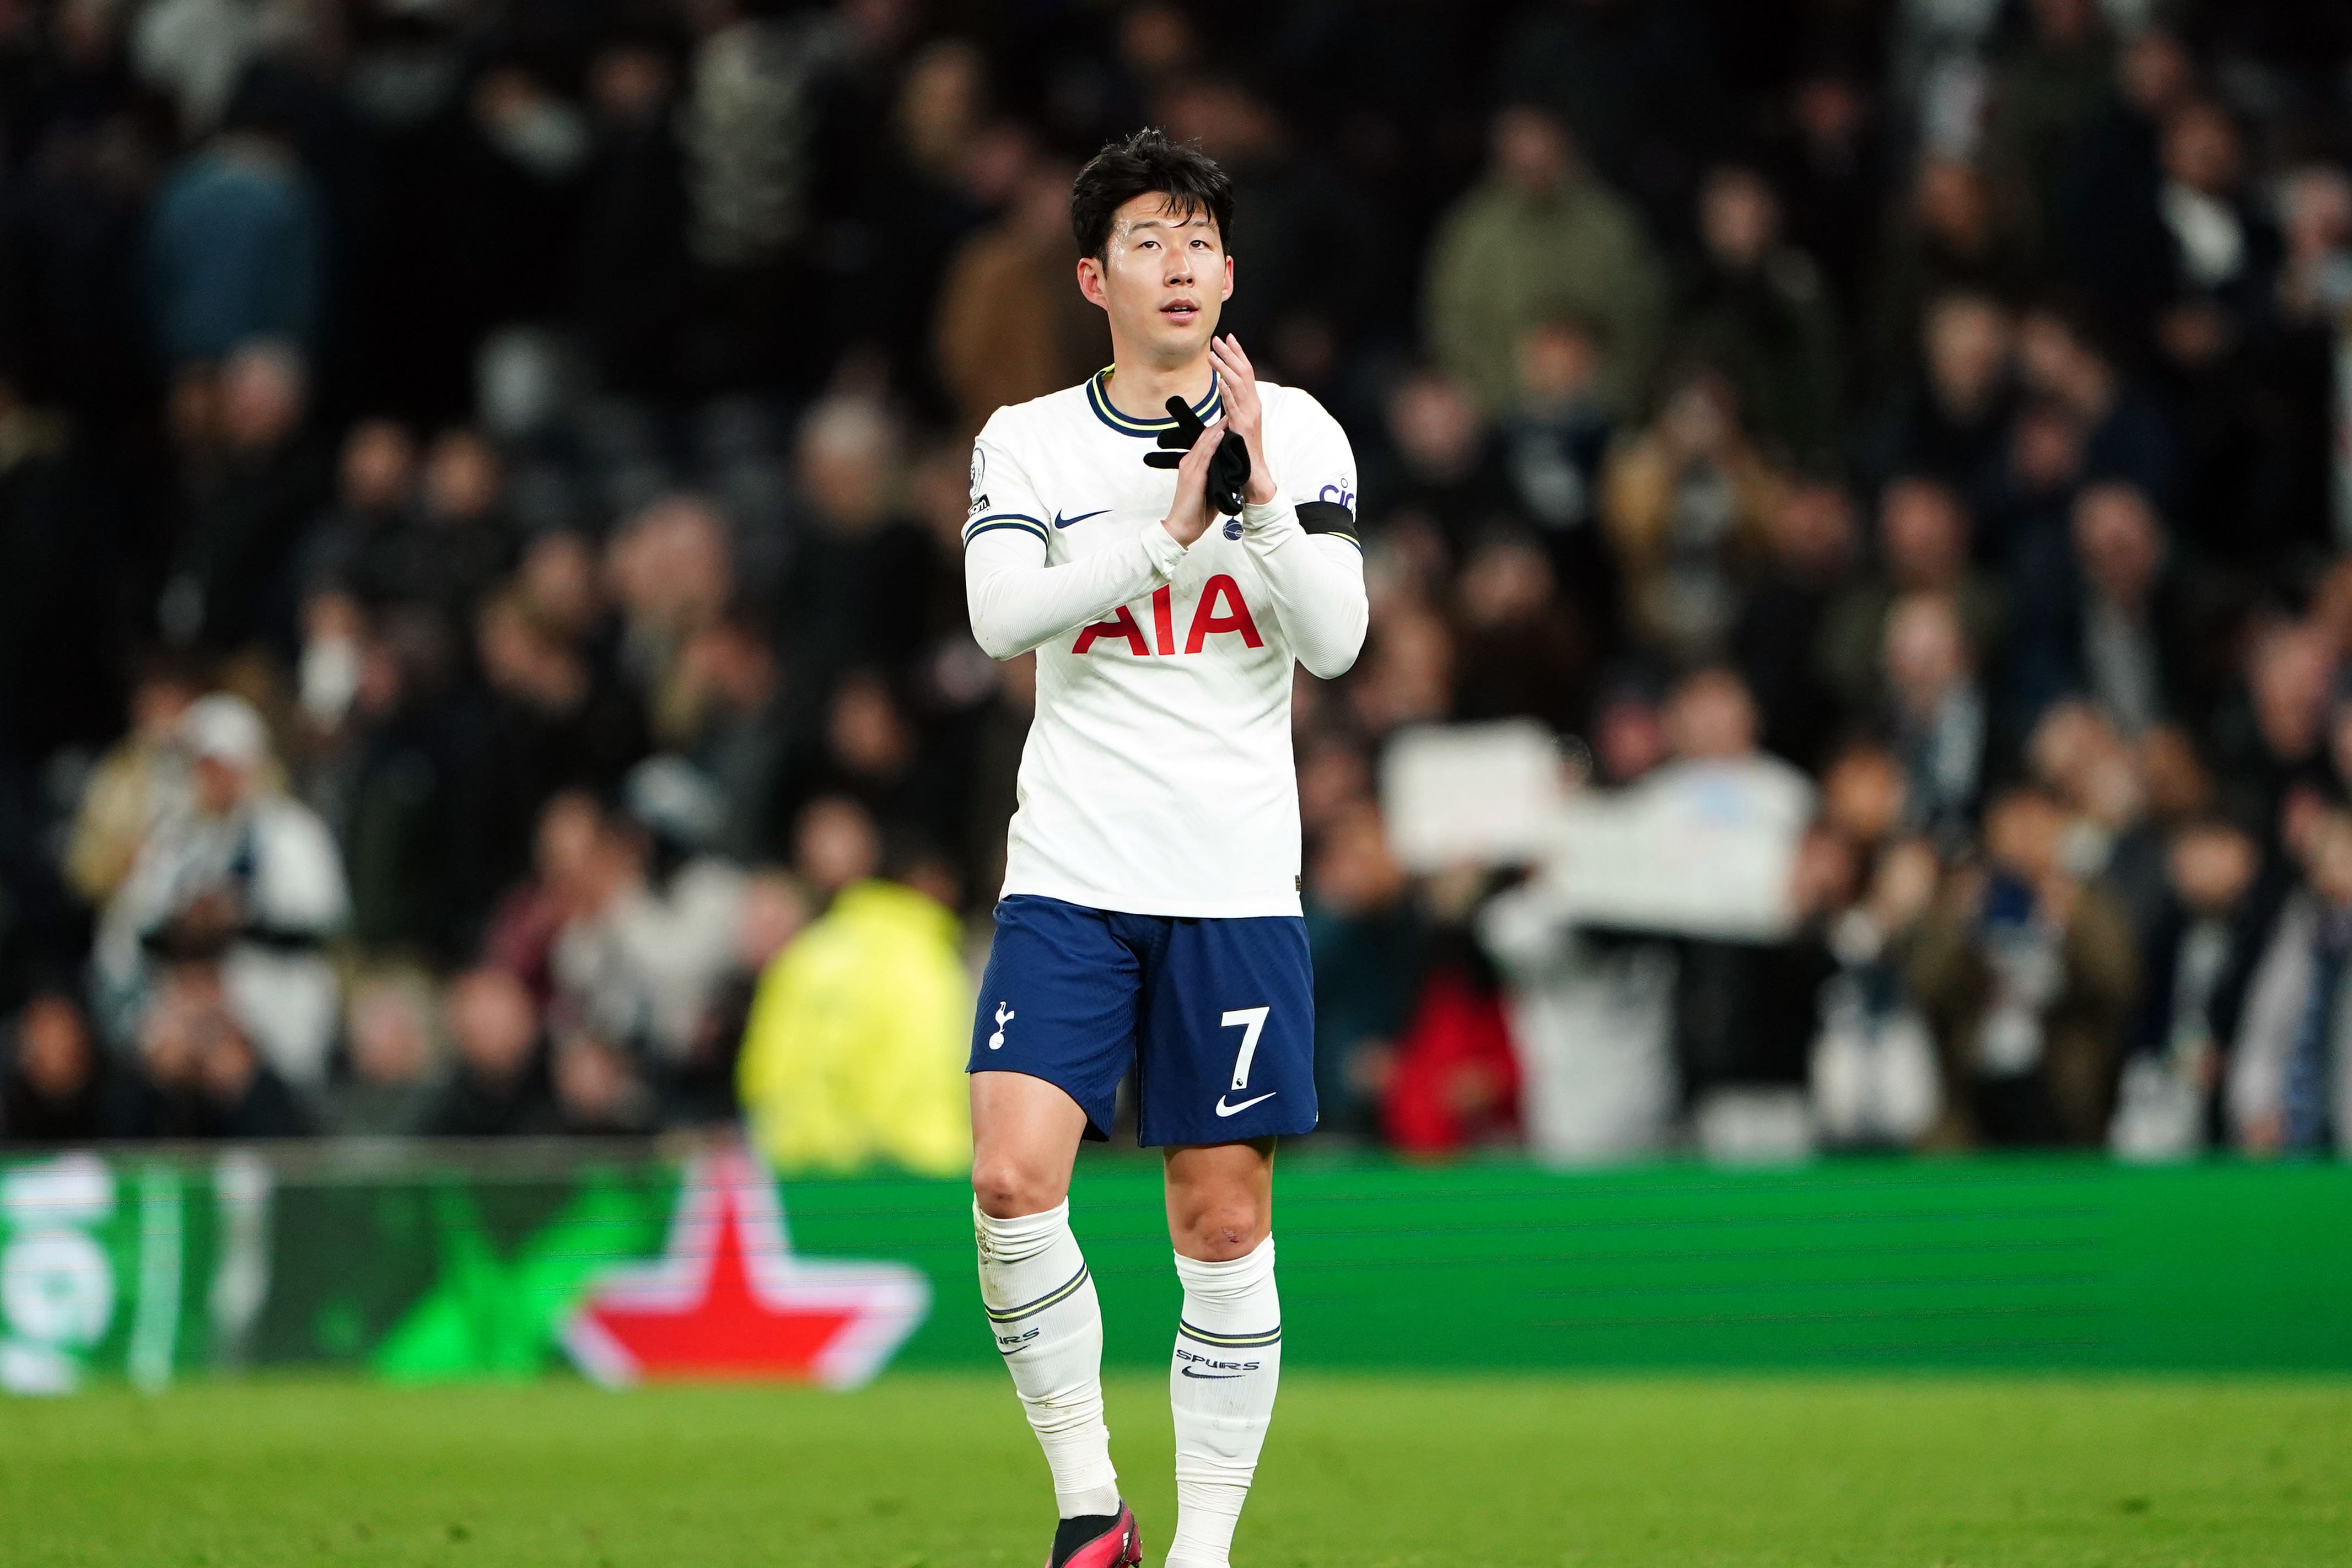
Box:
[1145,394,1250,515]
[1160,415,1225,547]
[1209,334,1277,505]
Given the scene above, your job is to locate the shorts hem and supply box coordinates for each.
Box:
[967,1063,1116,1143]
[995,880,1303,921]
[1137,1116,1317,1149]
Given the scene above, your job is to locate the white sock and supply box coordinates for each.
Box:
[1166,1236,1282,1568]
[975,1199,1121,1518]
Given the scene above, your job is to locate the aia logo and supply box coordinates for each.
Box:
[1073,575,1263,656]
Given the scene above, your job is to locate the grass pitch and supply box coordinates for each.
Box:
[5,1372,2347,1566]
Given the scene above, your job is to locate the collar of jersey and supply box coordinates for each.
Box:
[1086,366,1222,438]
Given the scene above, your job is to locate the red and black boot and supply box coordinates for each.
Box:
[1045,1502,1142,1568]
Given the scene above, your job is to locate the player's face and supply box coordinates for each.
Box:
[1078,194,1232,364]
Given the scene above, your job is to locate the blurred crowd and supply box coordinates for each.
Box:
[3,0,2352,1164]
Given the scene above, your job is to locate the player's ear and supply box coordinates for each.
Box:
[1076,255,1109,310]
[1220,254,1234,303]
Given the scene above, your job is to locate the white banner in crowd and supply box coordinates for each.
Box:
[1381,723,1800,942]
[1380,721,1574,871]
[1541,790,1799,942]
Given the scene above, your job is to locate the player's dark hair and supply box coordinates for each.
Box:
[1070,127,1234,262]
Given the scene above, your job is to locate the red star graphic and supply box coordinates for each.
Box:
[562,1149,930,1388]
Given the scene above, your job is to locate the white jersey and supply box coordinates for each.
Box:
[964,369,1368,918]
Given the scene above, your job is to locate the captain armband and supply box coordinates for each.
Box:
[1293,500,1359,547]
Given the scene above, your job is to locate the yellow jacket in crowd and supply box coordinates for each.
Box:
[737,878,973,1176]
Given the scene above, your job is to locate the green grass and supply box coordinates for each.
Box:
[4,1372,2348,1566]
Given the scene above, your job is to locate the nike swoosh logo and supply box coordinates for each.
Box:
[1180,1366,1246,1379]
[1214,1091,1277,1117]
[1053,508,1111,530]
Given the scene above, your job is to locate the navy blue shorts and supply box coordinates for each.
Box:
[969,895,1318,1147]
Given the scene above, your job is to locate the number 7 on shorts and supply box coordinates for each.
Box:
[1220,1006,1270,1091]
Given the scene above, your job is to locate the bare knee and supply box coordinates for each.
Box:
[968,1073,1085,1218]
[1168,1195,1268,1260]
[972,1159,1064,1219]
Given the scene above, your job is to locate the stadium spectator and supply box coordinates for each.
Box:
[2210,621,2333,854]
[1587,669,1672,787]
[2111,817,2259,1157]
[577,36,693,397]
[1382,846,1514,1152]
[462,584,649,918]
[1492,0,1722,238]
[182,997,311,1138]
[666,867,811,1127]
[2229,806,2352,1154]
[793,795,884,902]
[736,854,970,1175]
[1382,920,1521,1156]
[1,992,108,1145]
[1881,591,1988,846]
[413,429,516,624]
[2053,25,2199,346]
[675,0,851,389]
[550,1022,656,1136]
[1908,784,2138,1146]
[1862,290,2015,502]
[1766,61,1883,324]
[2011,303,2175,517]
[780,397,950,698]
[1304,800,1425,1140]
[1649,665,1816,837]
[1601,365,1786,662]
[1866,159,2032,395]
[96,693,348,1089]
[1819,739,1912,861]
[1494,317,1619,632]
[1156,73,1370,388]
[2025,702,2168,936]
[812,669,956,851]
[1686,825,1858,1159]
[1367,367,1516,565]
[1810,835,1943,1149]
[550,759,747,1074]
[159,340,329,656]
[143,112,324,368]
[1818,476,2003,721]
[2150,100,2275,352]
[422,966,558,1138]
[482,791,611,1009]
[2263,163,2352,552]
[299,420,423,613]
[109,962,310,1139]
[674,613,794,863]
[1730,478,1856,768]
[1648,671,1834,1149]
[2005,481,2194,736]
[106,963,210,1139]
[1480,870,1678,1165]
[934,155,1110,434]
[323,970,444,1136]
[1424,104,1662,419]
[1980,0,2114,267]
[606,492,733,726]
[1673,164,1843,465]
[1451,535,1596,735]
[62,658,200,910]
[841,39,1004,396]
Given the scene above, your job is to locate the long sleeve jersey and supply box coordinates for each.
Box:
[963,369,1368,917]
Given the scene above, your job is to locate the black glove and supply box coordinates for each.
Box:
[1142,395,1251,518]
